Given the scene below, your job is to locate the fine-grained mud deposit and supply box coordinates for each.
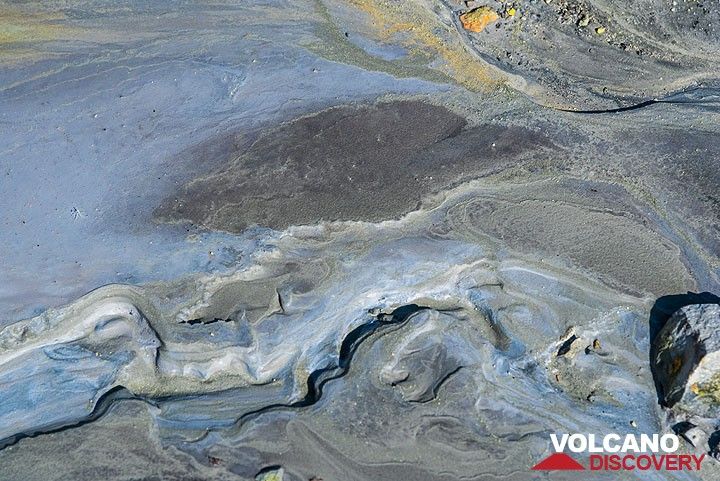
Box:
[1,1,719,480]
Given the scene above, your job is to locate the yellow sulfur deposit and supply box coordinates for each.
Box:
[0,10,76,44]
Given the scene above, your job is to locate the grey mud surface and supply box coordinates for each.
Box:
[1,1,719,480]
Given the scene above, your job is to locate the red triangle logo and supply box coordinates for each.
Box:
[531,453,585,471]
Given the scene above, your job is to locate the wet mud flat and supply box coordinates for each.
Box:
[1,1,720,481]
[2,163,719,480]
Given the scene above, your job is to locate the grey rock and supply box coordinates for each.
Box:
[652,304,720,416]
[682,426,708,450]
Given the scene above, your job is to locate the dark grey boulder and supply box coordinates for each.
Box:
[652,303,720,416]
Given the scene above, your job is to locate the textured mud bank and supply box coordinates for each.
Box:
[2,174,719,480]
[1,1,720,480]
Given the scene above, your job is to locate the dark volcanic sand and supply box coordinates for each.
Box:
[154,100,554,231]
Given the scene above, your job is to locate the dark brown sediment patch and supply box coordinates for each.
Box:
[153,100,555,232]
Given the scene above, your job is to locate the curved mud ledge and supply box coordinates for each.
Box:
[3,172,717,479]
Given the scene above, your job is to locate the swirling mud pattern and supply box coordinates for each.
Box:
[0,1,719,480]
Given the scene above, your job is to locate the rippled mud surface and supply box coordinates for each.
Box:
[1,1,719,480]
